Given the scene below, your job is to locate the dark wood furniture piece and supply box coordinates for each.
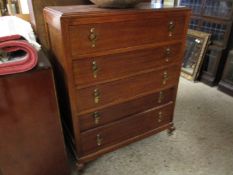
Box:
[180,0,233,86]
[0,51,70,175]
[44,3,190,169]
[218,49,233,96]
[27,0,91,50]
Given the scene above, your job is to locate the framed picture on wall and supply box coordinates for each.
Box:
[181,29,210,81]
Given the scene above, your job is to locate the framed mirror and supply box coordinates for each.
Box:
[181,29,210,81]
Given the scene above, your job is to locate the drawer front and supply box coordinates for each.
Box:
[73,43,182,86]
[76,65,180,113]
[79,87,175,131]
[70,15,186,56]
[80,102,174,155]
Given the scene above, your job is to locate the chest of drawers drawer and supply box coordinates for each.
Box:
[70,15,186,57]
[73,42,182,86]
[80,102,174,155]
[76,65,180,113]
[79,87,174,131]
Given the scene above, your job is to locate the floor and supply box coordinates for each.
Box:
[73,78,233,175]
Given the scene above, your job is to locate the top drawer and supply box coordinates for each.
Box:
[69,15,186,57]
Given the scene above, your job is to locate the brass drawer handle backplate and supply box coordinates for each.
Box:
[158,111,163,123]
[93,112,100,125]
[165,48,171,62]
[163,71,169,85]
[168,21,175,37]
[92,60,99,78]
[97,134,103,146]
[158,91,164,104]
[89,28,97,47]
[93,88,100,104]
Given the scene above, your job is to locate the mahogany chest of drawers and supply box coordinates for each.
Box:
[44,3,190,169]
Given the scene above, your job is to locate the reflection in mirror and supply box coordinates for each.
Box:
[181,29,210,81]
[183,36,202,75]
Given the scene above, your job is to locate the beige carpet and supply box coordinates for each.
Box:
[75,78,233,175]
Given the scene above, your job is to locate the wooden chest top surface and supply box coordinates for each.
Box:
[44,3,190,17]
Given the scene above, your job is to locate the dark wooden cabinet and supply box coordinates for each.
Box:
[27,0,91,49]
[180,0,233,86]
[44,3,190,169]
[218,50,233,96]
[0,52,70,175]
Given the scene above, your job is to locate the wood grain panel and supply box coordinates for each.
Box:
[73,42,182,86]
[80,102,174,155]
[0,52,70,175]
[69,16,185,56]
[79,87,174,131]
[76,65,180,113]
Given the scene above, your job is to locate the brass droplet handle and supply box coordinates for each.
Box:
[158,111,163,123]
[168,21,175,37]
[93,112,100,125]
[89,28,97,47]
[93,88,100,104]
[165,48,171,62]
[162,71,169,85]
[92,60,99,78]
[97,134,103,146]
[158,91,164,104]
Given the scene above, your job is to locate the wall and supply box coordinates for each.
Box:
[19,0,29,14]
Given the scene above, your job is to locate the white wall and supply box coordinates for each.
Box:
[19,0,29,14]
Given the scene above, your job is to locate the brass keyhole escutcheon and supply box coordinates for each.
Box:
[89,28,97,47]
[165,48,171,62]
[97,134,103,146]
[93,112,100,125]
[158,91,164,104]
[163,71,169,85]
[168,21,175,37]
[93,88,100,104]
[92,60,99,78]
[158,111,163,123]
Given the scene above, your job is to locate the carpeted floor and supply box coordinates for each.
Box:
[74,78,233,175]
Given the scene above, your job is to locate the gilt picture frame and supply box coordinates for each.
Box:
[181,29,210,81]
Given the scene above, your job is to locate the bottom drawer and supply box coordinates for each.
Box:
[80,102,174,155]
